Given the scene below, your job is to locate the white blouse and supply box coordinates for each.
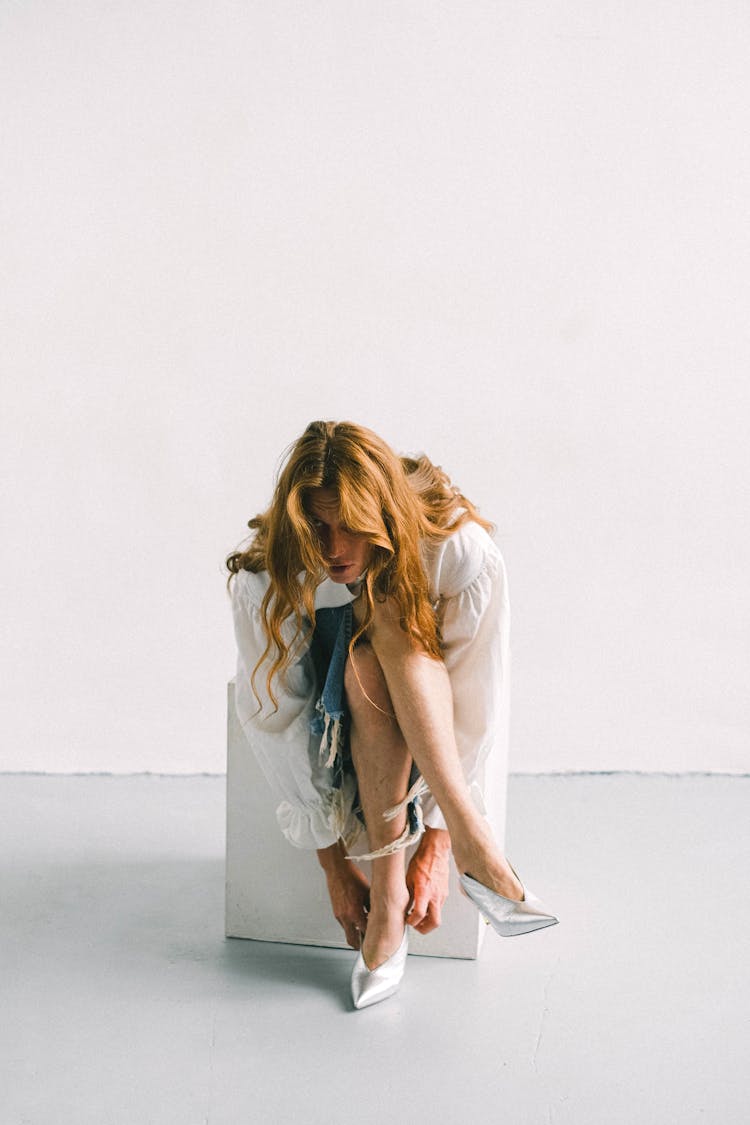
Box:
[230,518,511,850]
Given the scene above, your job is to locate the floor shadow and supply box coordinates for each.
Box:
[1,852,355,1009]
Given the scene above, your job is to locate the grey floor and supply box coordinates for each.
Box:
[1,773,747,1125]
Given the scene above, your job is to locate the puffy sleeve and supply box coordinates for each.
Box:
[420,523,511,831]
[230,569,349,850]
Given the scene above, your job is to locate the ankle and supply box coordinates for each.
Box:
[368,856,407,900]
[368,884,410,918]
[451,825,496,874]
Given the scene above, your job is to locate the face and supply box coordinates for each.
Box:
[305,488,371,583]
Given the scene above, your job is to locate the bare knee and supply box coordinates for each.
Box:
[344,642,396,728]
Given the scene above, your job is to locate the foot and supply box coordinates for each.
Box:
[362,889,410,970]
[454,832,524,902]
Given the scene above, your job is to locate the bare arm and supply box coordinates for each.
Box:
[317,841,370,950]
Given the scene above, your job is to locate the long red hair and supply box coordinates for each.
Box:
[226,420,493,709]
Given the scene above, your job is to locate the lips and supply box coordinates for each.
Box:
[328,563,356,576]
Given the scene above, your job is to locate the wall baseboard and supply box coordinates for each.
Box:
[1,770,748,779]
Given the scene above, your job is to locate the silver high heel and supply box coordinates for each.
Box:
[350,929,409,1010]
[459,862,559,937]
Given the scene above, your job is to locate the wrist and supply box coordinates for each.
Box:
[316,840,346,872]
[422,826,451,854]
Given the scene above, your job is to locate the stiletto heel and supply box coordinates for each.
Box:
[350,929,409,1009]
[459,862,559,937]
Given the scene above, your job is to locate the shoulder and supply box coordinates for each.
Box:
[233,570,354,612]
[230,567,271,611]
[423,519,501,599]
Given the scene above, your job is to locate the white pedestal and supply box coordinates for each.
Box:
[225,679,508,959]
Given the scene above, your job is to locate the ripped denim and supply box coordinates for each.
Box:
[309,603,427,859]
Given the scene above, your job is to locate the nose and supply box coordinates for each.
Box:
[327,528,347,560]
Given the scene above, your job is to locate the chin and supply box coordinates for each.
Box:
[327,566,354,582]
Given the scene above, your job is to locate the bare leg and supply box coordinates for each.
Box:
[345,643,412,969]
[364,635,524,902]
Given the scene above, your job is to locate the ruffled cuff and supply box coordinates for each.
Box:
[275,801,340,850]
[274,777,360,851]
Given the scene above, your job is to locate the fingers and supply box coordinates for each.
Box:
[344,924,363,950]
[407,896,442,934]
[414,903,441,934]
[406,893,427,930]
[405,874,431,929]
[325,862,370,949]
[339,911,368,950]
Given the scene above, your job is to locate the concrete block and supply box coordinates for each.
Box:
[225,679,508,959]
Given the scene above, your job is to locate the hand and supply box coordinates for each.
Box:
[318,842,371,950]
[351,591,406,650]
[405,827,451,934]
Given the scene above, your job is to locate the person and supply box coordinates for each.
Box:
[226,420,558,1009]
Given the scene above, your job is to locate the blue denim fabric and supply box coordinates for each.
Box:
[309,605,353,803]
[309,605,351,746]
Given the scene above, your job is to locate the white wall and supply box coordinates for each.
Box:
[2,1,748,774]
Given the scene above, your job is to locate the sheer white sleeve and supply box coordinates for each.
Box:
[420,527,511,831]
[230,569,354,850]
